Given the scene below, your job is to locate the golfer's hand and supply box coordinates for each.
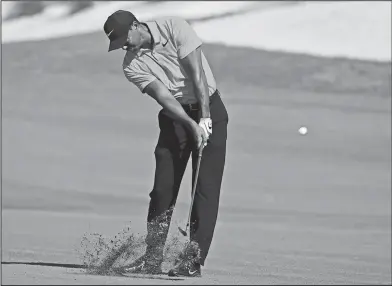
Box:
[198,118,212,147]
[192,123,208,149]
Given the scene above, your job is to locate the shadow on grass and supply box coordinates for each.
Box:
[1,261,185,281]
[1,261,86,268]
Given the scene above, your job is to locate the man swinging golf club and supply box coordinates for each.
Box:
[103,10,228,277]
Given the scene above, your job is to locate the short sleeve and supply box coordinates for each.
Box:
[170,17,202,59]
[123,64,156,93]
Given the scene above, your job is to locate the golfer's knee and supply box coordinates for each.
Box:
[149,183,174,201]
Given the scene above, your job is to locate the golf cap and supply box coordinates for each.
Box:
[104,10,137,52]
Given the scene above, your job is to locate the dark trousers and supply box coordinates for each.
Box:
[145,90,228,266]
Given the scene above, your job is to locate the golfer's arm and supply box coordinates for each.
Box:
[180,46,210,118]
[144,79,197,129]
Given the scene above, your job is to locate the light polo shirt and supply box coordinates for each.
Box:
[123,17,217,105]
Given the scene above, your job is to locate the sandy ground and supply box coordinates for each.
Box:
[1,32,391,284]
[2,209,390,285]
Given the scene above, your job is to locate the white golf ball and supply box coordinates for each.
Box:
[299,126,308,135]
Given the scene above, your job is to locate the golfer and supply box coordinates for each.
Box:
[103,10,228,277]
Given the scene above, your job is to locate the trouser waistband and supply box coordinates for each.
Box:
[181,90,220,112]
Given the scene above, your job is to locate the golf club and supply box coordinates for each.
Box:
[178,144,205,236]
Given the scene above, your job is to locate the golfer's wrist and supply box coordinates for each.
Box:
[200,108,210,119]
[186,118,198,130]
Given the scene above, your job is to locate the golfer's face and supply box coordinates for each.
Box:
[123,25,142,52]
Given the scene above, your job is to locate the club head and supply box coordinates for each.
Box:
[178,226,188,237]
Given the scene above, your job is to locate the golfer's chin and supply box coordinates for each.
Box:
[123,45,141,53]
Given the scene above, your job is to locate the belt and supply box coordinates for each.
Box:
[181,90,219,112]
[182,102,200,112]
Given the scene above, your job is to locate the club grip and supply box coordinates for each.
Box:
[198,144,205,157]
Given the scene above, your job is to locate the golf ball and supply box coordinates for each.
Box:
[299,127,308,135]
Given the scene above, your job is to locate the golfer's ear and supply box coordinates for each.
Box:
[131,20,139,30]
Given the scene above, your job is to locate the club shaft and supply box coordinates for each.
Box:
[184,146,204,233]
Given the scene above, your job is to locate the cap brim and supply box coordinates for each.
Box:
[108,35,127,52]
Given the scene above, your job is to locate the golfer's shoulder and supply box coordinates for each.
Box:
[122,52,135,69]
[154,16,192,32]
[122,52,145,74]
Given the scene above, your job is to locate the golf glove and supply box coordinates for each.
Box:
[199,118,212,146]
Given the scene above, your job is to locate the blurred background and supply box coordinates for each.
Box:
[1,1,391,284]
[2,1,391,60]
